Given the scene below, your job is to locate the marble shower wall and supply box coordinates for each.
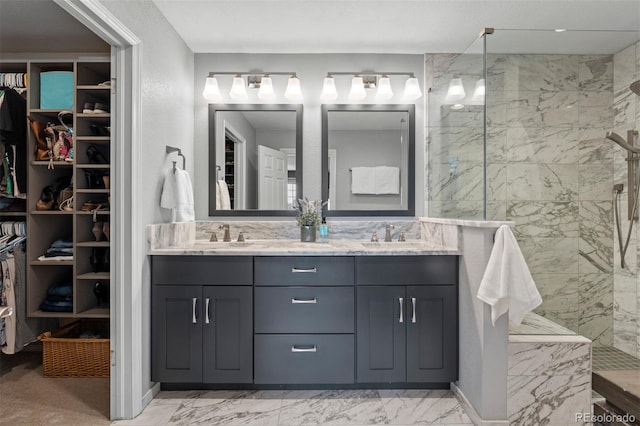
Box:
[426,53,615,345]
[613,40,640,359]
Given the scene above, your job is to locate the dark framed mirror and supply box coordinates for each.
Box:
[321,104,415,217]
[209,104,303,216]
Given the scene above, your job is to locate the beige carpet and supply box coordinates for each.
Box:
[0,348,110,425]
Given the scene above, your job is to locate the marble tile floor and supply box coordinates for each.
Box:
[111,389,473,426]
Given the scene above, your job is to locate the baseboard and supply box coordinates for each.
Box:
[142,382,161,408]
[451,383,509,426]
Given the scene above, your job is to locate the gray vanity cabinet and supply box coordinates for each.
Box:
[356,256,458,384]
[151,257,253,383]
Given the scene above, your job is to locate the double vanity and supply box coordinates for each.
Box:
[148,222,459,389]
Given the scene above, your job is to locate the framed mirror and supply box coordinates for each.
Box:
[321,104,415,216]
[209,104,302,216]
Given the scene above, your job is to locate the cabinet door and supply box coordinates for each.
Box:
[152,285,202,382]
[202,286,253,383]
[356,286,406,383]
[406,286,457,383]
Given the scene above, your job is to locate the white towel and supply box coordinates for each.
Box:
[375,166,400,194]
[215,181,221,210]
[477,225,542,326]
[351,167,376,194]
[217,180,231,210]
[160,169,195,222]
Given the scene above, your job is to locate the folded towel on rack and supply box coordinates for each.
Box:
[351,167,377,194]
[160,168,195,222]
[477,225,542,326]
[217,180,231,210]
[375,166,400,194]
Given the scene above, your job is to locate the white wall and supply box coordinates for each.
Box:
[97,0,194,416]
[194,53,425,219]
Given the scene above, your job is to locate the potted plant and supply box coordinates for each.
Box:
[293,197,325,242]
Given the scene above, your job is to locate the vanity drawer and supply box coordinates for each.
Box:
[254,334,354,384]
[152,256,253,285]
[356,256,458,285]
[254,256,354,286]
[255,287,354,333]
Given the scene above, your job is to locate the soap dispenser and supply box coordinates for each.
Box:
[318,217,329,243]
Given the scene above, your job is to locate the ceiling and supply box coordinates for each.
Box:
[152,0,640,54]
[0,1,637,56]
[0,0,109,54]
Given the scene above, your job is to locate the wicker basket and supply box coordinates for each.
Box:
[38,319,110,378]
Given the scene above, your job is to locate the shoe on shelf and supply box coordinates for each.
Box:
[93,102,110,114]
[83,102,95,113]
[98,80,111,87]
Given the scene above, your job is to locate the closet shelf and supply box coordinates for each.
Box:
[75,136,110,142]
[77,272,110,280]
[76,85,110,90]
[31,161,73,167]
[75,164,110,169]
[30,260,73,266]
[30,211,73,215]
[29,310,75,318]
[76,189,110,194]
[76,113,110,118]
[76,210,110,216]
[0,212,27,217]
[76,241,110,247]
[76,307,109,318]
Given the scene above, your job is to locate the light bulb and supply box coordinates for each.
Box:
[284,75,303,101]
[320,76,338,102]
[445,78,465,102]
[376,76,393,101]
[202,77,222,102]
[403,77,422,101]
[230,76,248,100]
[472,78,485,102]
[258,76,276,101]
[349,76,366,101]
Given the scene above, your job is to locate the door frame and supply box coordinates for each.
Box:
[54,0,142,420]
[223,120,246,210]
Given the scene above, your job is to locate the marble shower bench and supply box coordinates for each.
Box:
[508,313,592,425]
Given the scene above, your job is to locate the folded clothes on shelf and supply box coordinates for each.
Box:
[49,239,73,249]
[40,281,73,312]
[39,238,73,261]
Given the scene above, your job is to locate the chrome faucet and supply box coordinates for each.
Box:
[220,224,231,242]
[384,224,395,242]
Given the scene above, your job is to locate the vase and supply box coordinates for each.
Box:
[300,225,317,242]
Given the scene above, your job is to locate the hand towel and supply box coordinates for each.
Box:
[351,167,376,194]
[160,169,195,222]
[217,180,231,210]
[477,225,542,326]
[215,181,221,210]
[375,166,400,194]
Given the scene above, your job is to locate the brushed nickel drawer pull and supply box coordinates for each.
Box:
[205,298,211,324]
[291,298,317,304]
[291,267,317,273]
[411,297,417,324]
[291,345,317,353]
[192,298,197,324]
[399,297,404,323]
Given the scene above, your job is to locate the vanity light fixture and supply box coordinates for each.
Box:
[258,75,276,101]
[445,78,466,102]
[376,76,393,101]
[322,71,422,103]
[202,76,222,102]
[202,71,302,102]
[320,75,338,102]
[284,74,304,101]
[349,76,367,101]
[230,75,249,100]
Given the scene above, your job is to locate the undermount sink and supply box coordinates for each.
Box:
[361,241,425,249]
[191,240,256,248]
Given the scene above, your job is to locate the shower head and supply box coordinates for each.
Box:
[607,131,640,153]
[631,80,640,96]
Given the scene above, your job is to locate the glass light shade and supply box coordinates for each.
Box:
[376,76,393,101]
[472,78,485,102]
[202,77,222,102]
[229,76,248,100]
[403,77,422,101]
[284,76,303,101]
[445,78,466,102]
[349,76,366,101]
[258,76,276,101]
[320,77,338,102]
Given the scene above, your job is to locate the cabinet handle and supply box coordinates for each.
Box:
[192,298,197,324]
[291,345,317,353]
[291,267,317,273]
[411,297,417,323]
[399,297,404,323]
[205,298,211,324]
[291,298,317,304]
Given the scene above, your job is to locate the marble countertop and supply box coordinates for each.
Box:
[148,238,460,256]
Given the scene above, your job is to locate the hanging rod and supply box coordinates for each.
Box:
[165,145,186,171]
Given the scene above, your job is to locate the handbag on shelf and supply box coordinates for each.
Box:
[28,117,52,161]
[57,187,73,211]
